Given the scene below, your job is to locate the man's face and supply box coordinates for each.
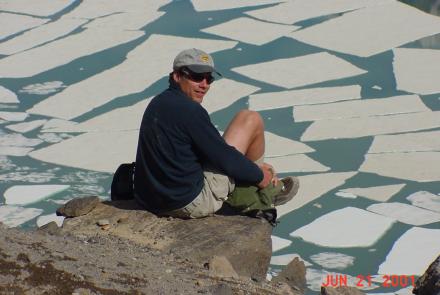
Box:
[173,68,214,103]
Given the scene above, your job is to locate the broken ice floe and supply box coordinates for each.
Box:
[0,12,48,40]
[277,172,356,218]
[337,184,406,202]
[231,52,366,89]
[0,133,43,147]
[19,81,66,95]
[393,48,440,95]
[293,95,429,122]
[265,132,314,157]
[407,191,440,213]
[360,152,440,182]
[0,171,56,183]
[335,191,357,199]
[84,11,164,31]
[248,85,361,111]
[6,119,47,133]
[0,0,76,17]
[270,253,312,266]
[367,202,440,226]
[378,227,440,275]
[271,235,292,252]
[290,207,395,248]
[0,111,28,122]
[0,205,43,228]
[0,146,34,156]
[269,154,330,173]
[0,86,19,103]
[41,118,78,131]
[301,111,440,141]
[190,0,282,12]
[201,17,297,46]
[310,252,355,270]
[288,1,440,57]
[36,213,65,227]
[368,130,440,154]
[4,185,70,206]
[27,34,237,120]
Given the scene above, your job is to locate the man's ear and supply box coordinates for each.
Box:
[172,71,181,82]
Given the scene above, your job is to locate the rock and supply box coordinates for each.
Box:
[272,257,306,292]
[413,254,440,295]
[97,219,110,226]
[57,196,100,217]
[60,200,273,280]
[208,256,239,279]
[210,283,233,295]
[38,221,61,235]
[321,286,365,295]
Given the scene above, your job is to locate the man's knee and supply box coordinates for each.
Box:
[236,110,264,130]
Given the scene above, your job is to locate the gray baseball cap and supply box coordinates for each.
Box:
[173,48,221,75]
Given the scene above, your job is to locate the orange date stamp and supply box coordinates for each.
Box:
[321,274,416,288]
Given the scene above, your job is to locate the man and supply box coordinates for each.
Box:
[134,48,298,218]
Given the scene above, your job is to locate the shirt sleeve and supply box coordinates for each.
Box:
[184,105,263,184]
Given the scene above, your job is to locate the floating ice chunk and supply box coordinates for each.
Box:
[339,184,406,202]
[190,0,281,12]
[271,253,312,266]
[372,85,382,90]
[0,28,144,78]
[0,18,87,56]
[335,191,358,199]
[43,98,151,133]
[407,191,440,213]
[288,1,440,57]
[360,152,440,182]
[19,81,66,95]
[0,133,42,147]
[85,11,164,31]
[232,52,366,89]
[41,118,78,131]
[301,111,440,141]
[379,227,440,275]
[246,0,389,25]
[310,252,355,270]
[36,213,65,227]
[0,146,33,156]
[4,185,70,205]
[0,205,43,228]
[394,48,440,95]
[0,111,28,122]
[367,202,440,226]
[0,0,76,17]
[0,86,19,103]
[202,17,297,46]
[290,207,395,248]
[6,119,47,133]
[271,235,292,252]
[265,132,314,157]
[293,95,429,122]
[29,130,138,173]
[368,130,440,154]
[28,34,237,120]
[248,85,361,111]
[269,154,330,173]
[0,12,48,40]
[202,78,259,114]
[277,172,356,218]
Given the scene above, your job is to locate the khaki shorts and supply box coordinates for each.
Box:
[166,169,235,218]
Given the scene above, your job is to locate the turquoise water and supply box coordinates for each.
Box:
[1,1,440,294]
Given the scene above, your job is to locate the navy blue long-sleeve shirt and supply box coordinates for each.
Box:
[134,79,263,213]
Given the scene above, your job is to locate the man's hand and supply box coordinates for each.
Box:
[258,163,279,189]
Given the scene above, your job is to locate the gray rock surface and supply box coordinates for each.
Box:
[414,254,440,295]
[321,286,365,295]
[57,195,100,217]
[272,257,307,293]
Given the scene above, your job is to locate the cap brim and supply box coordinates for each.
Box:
[187,64,221,76]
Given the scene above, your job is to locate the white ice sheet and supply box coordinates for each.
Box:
[190,0,281,12]
[290,207,395,248]
[367,202,440,226]
[28,34,237,120]
[29,130,139,173]
[293,95,429,122]
[407,191,440,213]
[277,172,356,218]
[0,146,33,156]
[6,119,47,133]
[202,78,259,114]
[310,252,355,270]
[248,85,361,111]
[270,253,312,266]
[271,235,292,252]
[339,184,405,202]
[0,111,28,122]
[265,132,314,157]
[84,11,164,31]
[378,227,440,275]
[0,28,144,78]
[0,12,48,40]
[0,133,42,147]
[231,52,366,89]
[20,81,66,95]
[0,86,18,103]
[0,0,75,17]
[36,213,65,227]
[360,152,440,182]
[4,185,70,205]
[301,111,440,141]
[288,1,440,57]
[0,205,43,227]
[42,118,77,131]
[393,48,440,95]
[202,17,297,46]
[368,130,440,154]
[269,154,329,173]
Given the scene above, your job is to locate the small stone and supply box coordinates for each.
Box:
[272,257,306,292]
[165,269,172,273]
[321,286,366,295]
[100,224,111,231]
[56,196,100,217]
[208,256,238,279]
[97,219,110,226]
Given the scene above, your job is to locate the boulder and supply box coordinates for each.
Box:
[413,254,440,295]
[57,196,100,217]
[272,257,307,293]
[321,286,365,295]
[59,199,273,280]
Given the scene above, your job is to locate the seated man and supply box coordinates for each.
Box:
[134,48,298,218]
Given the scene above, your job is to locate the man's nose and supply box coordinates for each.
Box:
[199,78,209,88]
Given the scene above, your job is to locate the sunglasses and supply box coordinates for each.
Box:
[180,68,215,84]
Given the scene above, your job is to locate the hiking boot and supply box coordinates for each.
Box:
[272,176,299,206]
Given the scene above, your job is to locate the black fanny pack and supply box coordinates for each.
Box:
[111,162,135,201]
